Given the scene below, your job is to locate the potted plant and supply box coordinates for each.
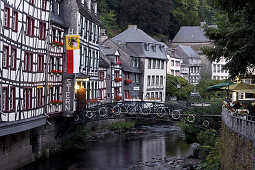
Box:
[115,77,122,82]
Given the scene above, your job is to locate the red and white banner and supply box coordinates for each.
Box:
[66,35,80,73]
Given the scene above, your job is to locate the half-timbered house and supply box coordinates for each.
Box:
[62,0,101,114]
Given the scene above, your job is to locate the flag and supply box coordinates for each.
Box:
[66,35,80,73]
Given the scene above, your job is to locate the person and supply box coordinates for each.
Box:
[233,101,241,110]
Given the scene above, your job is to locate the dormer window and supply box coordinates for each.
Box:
[144,43,149,51]
[152,45,156,52]
[57,2,60,15]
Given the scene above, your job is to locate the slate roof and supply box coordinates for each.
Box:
[175,45,200,65]
[113,28,158,43]
[100,46,116,56]
[172,25,217,43]
[112,27,168,60]
[99,57,109,68]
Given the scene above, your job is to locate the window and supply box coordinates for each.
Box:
[3,46,9,68]
[24,88,32,109]
[24,52,33,71]
[124,90,130,99]
[160,76,163,86]
[26,16,34,36]
[56,57,60,71]
[124,73,130,80]
[29,0,34,4]
[159,92,163,101]
[147,76,151,86]
[114,87,120,98]
[156,76,159,86]
[161,61,164,69]
[135,74,140,83]
[152,76,155,86]
[114,70,119,79]
[148,59,151,69]
[115,56,120,62]
[131,57,140,67]
[38,55,44,72]
[171,60,174,66]
[10,47,17,69]
[4,7,10,28]
[155,92,158,99]
[55,86,60,100]
[176,61,180,67]
[2,87,8,112]
[42,0,47,10]
[144,43,149,51]
[10,87,15,111]
[39,22,46,40]
[171,70,174,75]
[57,2,60,15]
[217,65,221,73]
[50,56,54,71]
[151,92,154,98]
[12,11,18,31]
[157,60,160,69]
[146,93,150,98]
[152,45,156,52]
[37,88,43,107]
[99,71,104,81]
[153,59,156,69]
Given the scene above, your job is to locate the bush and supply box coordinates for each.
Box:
[179,123,200,143]
[61,126,90,151]
[197,129,218,147]
[109,122,134,131]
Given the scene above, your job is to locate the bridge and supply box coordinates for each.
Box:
[74,101,222,128]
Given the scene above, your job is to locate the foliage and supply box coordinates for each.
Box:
[108,122,134,131]
[202,0,255,78]
[98,0,220,40]
[61,126,90,151]
[197,138,222,170]
[166,74,193,100]
[196,79,227,100]
[179,123,200,143]
[197,129,217,147]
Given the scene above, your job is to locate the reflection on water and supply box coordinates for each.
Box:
[22,123,192,170]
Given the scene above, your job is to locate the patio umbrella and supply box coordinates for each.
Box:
[221,82,255,92]
[206,82,235,91]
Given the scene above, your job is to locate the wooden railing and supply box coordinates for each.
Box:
[222,106,255,143]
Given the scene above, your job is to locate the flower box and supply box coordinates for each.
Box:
[116,61,122,65]
[115,78,122,82]
[115,96,122,101]
[50,100,63,105]
[51,40,64,47]
[125,79,132,84]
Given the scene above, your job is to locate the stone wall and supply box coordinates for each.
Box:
[0,131,33,170]
[221,122,255,169]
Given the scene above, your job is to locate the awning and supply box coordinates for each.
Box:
[222,82,255,93]
[206,82,235,91]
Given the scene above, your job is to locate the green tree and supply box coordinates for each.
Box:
[166,74,193,100]
[202,0,255,78]
[196,79,227,99]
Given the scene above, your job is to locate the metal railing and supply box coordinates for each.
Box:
[222,107,255,143]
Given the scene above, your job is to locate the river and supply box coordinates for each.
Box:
[21,123,194,170]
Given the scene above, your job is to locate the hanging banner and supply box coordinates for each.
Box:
[66,35,80,73]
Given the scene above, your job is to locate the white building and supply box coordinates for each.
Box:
[172,23,229,80]
[175,45,202,85]
[211,57,229,80]
[166,48,181,76]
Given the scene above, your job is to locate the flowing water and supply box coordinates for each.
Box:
[22,123,192,170]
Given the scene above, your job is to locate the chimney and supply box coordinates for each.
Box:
[99,29,108,44]
[200,22,206,27]
[128,25,137,29]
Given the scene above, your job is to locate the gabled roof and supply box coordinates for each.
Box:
[172,25,217,43]
[178,45,200,59]
[113,28,158,43]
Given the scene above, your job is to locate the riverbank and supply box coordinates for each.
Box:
[20,122,201,170]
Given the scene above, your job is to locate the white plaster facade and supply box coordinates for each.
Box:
[211,57,229,80]
[143,58,167,102]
